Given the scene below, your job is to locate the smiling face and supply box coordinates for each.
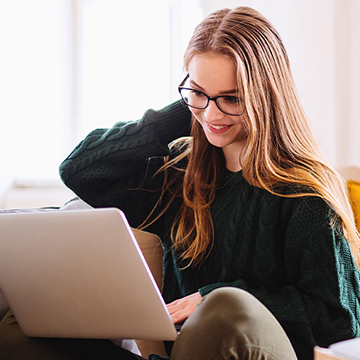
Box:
[187,53,247,171]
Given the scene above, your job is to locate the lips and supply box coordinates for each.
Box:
[207,122,232,134]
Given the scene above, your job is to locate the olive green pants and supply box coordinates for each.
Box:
[0,288,297,359]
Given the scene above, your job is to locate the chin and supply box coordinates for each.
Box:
[204,134,229,149]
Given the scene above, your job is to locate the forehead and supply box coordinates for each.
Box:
[187,53,238,94]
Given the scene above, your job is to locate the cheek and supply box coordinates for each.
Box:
[239,118,249,136]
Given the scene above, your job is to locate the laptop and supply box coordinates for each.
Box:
[0,207,177,341]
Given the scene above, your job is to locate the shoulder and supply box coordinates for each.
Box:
[280,195,343,257]
[273,191,333,228]
[249,185,334,232]
[254,181,330,214]
[285,195,334,231]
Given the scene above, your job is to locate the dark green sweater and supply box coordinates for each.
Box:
[60,101,360,360]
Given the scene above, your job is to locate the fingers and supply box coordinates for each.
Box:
[166,292,202,324]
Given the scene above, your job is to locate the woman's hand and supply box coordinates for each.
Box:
[166,292,203,324]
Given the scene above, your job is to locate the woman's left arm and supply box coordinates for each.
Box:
[199,197,360,353]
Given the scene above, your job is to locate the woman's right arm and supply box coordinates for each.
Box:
[59,100,191,226]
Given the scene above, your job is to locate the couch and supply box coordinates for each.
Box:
[339,166,360,231]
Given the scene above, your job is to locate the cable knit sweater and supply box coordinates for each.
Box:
[60,100,360,360]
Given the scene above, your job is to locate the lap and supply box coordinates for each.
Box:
[0,289,297,360]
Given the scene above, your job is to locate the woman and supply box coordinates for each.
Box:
[1,6,359,360]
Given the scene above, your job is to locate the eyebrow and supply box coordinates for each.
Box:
[189,79,238,95]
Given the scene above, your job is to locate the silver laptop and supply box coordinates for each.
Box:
[0,208,177,341]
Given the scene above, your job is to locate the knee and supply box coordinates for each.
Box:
[194,287,263,332]
[174,289,296,360]
[202,287,260,318]
[203,287,254,306]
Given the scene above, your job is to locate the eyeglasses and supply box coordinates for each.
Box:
[178,75,243,116]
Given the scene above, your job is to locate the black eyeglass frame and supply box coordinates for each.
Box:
[178,75,244,116]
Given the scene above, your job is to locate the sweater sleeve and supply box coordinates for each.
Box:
[199,197,360,359]
[59,100,191,227]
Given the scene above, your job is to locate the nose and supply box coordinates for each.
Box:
[203,99,225,121]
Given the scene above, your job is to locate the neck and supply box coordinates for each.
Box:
[226,160,242,172]
[222,143,245,172]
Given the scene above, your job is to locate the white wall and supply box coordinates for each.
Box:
[201,0,360,168]
[0,0,202,208]
[1,0,359,208]
[0,0,73,183]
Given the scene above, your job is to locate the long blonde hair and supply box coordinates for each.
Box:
[147,7,360,268]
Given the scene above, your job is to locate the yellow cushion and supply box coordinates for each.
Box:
[347,180,360,231]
